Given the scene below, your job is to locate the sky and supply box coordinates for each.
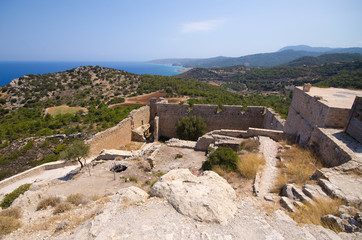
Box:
[0,0,361,61]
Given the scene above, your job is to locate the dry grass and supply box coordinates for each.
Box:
[237,153,266,179]
[66,193,88,206]
[290,197,343,232]
[238,138,259,152]
[53,202,72,214]
[0,207,21,219]
[212,165,228,178]
[0,216,21,236]
[36,196,61,210]
[45,105,88,116]
[271,173,288,193]
[273,145,322,192]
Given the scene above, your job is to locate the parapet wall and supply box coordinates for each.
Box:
[155,103,267,138]
[263,108,285,131]
[345,97,362,143]
[87,106,150,156]
[284,87,353,144]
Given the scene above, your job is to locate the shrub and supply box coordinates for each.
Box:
[53,202,72,214]
[36,196,61,210]
[202,147,239,172]
[176,115,206,141]
[238,138,259,152]
[0,183,31,209]
[129,177,138,183]
[289,198,343,231]
[0,216,21,236]
[237,153,266,179]
[0,207,21,219]
[66,193,88,206]
[175,153,183,159]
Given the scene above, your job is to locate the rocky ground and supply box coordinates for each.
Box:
[1,138,361,239]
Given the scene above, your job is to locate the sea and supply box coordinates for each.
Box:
[0,61,185,87]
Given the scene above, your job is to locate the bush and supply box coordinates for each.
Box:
[0,207,21,219]
[53,202,72,214]
[237,153,265,179]
[202,147,239,172]
[66,193,88,206]
[36,196,61,210]
[129,177,138,183]
[0,216,21,236]
[176,115,206,141]
[0,183,31,209]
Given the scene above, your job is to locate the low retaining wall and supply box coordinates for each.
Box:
[309,128,353,167]
[0,160,76,191]
[195,128,285,150]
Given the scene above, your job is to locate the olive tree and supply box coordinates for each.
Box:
[60,140,89,168]
[176,115,206,141]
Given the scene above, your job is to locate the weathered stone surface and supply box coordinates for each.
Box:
[96,149,134,160]
[165,138,197,149]
[303,184,327,200]
[280,196,296,212]
[321,215,344,232]
[150,169,237,224]
[131,124,150,142]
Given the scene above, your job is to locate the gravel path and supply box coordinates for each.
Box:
[257,136,281,198]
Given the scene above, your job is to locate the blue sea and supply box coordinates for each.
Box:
[0,61,185,87]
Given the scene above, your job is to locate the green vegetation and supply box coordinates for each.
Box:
[0,104,139,142]
[0,183,31,209]
[202,147,239,172]
[129,177,138,183]
[59,140,89,168]
[176,115,206,141]
[180,60,362,91]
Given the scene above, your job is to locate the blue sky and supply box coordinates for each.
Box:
[0,0,361,61]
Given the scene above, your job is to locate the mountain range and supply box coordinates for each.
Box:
[149,45,362,68]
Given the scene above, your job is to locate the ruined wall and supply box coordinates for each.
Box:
[155,103,266,138]
[263,108,285,131]
[284,87,352,144]
[87,106,150,156]
[344,97,362,143]
[309,128,352,167]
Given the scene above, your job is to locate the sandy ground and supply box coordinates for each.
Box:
[40,145,207,198]
[0,165,79,198]
[109,91,189,108]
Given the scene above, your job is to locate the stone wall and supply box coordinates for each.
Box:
[263,108,285,131]
[284,87,353,144]
[344,97,362,143]
[87,106,150,156]
[154,103,266,139]
[309,128,352,167]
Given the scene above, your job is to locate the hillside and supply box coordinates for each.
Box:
[178,60,362,92]
[284,53,362,66]
[149,46,362,68]
[0,65,293,180]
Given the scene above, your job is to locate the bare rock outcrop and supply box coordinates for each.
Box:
[150,168,237,224]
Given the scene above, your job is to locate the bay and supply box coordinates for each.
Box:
[0,61,184,87]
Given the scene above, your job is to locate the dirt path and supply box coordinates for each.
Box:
[257,136,281,198]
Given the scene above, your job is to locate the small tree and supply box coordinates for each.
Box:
[60,140,89,168]
[202,147,239,172]
[176,115,206,141]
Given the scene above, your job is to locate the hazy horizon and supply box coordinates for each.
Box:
[1,0,361,61]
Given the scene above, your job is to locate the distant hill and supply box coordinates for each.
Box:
[149,46,362,68]
[284,53,362,66]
